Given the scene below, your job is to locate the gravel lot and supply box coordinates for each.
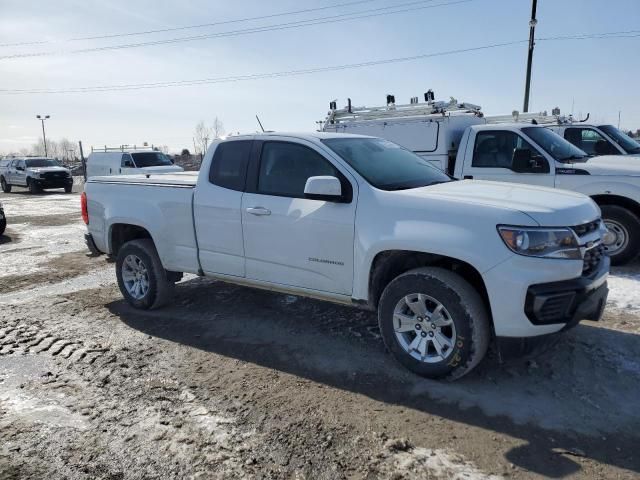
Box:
[1,184,639,479]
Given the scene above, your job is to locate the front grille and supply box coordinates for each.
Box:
[43,172,67,180]
[583,243,605,275]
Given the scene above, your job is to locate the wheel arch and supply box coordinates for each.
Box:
[366,250,493,326]
[591,194,640,218]
[109,222,154,256]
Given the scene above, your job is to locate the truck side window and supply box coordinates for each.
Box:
[257,142,338,198]
[121,154,135,168]
[209,140,252,191]
[472,131,547,172]
[564,128,617,156]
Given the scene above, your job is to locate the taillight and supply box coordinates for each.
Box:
[81,191,89,224]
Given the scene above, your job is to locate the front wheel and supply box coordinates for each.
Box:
[27,178,40,194]
[64,185,73,193]
[600,205,640,265]
[115,239,174,309]
[0,217,5,236]
[0,177,11,193]
[378,267,490,380]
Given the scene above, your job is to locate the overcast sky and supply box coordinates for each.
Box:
[0,0,638,154]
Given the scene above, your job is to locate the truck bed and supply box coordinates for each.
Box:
[86,171,200,273]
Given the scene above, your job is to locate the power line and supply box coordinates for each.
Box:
[0,0,379,47]
[0,28,636,96]
[0,40,530,94]
[0,0,472,60]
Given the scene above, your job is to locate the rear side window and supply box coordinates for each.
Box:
[209,140,252,191]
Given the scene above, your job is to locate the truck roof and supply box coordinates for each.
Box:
[225,131,376,142]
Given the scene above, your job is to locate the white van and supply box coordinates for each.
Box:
[86,148,184,178]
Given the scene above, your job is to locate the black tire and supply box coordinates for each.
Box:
[115,239,174,310]
[64,185,73,193]
[378,267,490,380]
[600,205,640,265]
[0,217,5,236]
[27,178,40,194]
[0,177,11,193]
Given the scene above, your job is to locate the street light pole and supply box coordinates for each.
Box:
[36,114,50,157]
[523,0,538,113]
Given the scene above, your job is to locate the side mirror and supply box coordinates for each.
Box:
[511,149,532,172]
[16,166,25,171]
[304,176,342,201]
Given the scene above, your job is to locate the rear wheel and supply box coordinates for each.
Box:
[0,217,6,236]
[0,177,11,193]
[116,239,174,309]
[378,267,490,380]
[600,205,640,265]
[64,185,73,193]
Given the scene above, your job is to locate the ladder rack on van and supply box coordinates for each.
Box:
[323,91,482,129]
[484,108,584,126]
[91,144,156,153]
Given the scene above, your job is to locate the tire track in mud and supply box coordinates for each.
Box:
[0,321,110,366]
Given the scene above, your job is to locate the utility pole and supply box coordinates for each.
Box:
[618,111,621,129]
[36,114,50,156]
[523,0,537,113]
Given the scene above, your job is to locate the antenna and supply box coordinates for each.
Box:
[256,115,265,133]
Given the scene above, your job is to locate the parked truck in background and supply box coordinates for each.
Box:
[0,157,73,193]
[323,95,640,265]
[83,132,609,380]
[546,122,640,157]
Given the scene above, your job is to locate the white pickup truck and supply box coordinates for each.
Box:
[323,100,640,264]
[83,132,609,379]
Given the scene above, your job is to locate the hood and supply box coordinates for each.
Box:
[564,155,640,176]
[139,165,184,173]
[29,166,70,173]
[399,180,600,227]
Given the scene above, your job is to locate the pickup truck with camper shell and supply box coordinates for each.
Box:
[323,94,640,265]
[85,146,184,179]
[83,132,609,380]
[0,156,73,193]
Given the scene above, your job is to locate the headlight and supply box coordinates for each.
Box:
[498,226,581,260]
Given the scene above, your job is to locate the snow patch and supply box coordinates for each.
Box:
[391,447,503,479]
[607,272,640,312]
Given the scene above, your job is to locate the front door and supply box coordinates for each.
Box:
[461,130,555,187]
[242,139,356,295]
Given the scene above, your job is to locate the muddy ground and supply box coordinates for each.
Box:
[0,185,639,479]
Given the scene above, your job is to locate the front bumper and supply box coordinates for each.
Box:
[483,254,610,338]
[34,176,73,189]
[525,256,609,328]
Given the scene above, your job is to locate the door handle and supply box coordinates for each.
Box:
[246,207,271,216]
[463,175,473,179]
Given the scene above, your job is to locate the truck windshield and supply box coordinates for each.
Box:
[322,137,451,191]
[522,127,590,162]
[25,159,60,167]
[131,152,173,167]
[598,125,640,154]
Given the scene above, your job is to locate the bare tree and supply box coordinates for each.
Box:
[212,116,225,140]
[193,120,212,157]
[58,138,78,162]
